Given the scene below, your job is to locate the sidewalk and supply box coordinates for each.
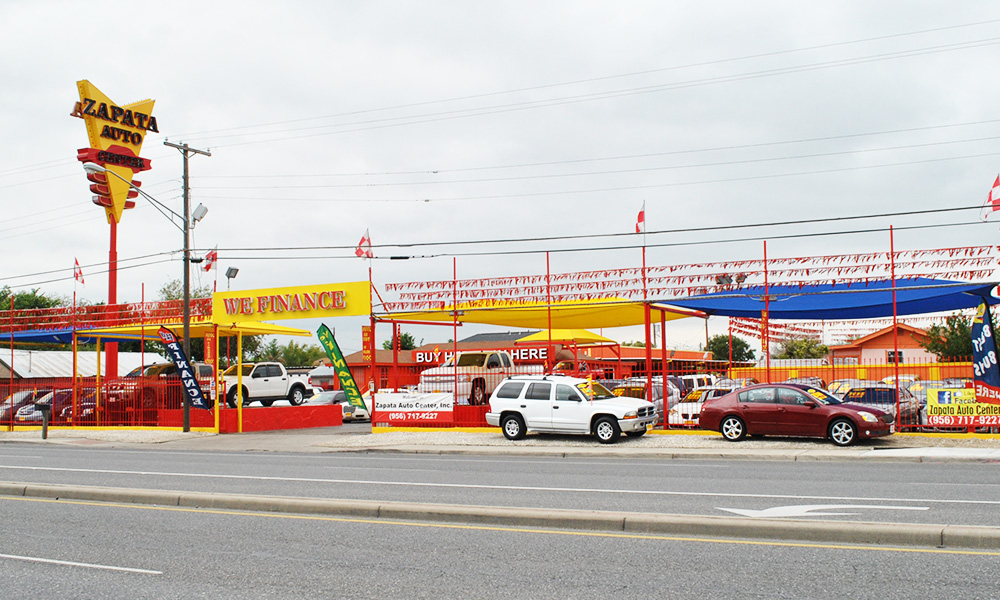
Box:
[1,427,999,462]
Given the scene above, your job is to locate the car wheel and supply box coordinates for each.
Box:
[226,388,237,408]
[625,428,647,438]
[288,387,305,406]
[829,418,857,446]
[720,416,746,441]
[260,399,274,407]
[469,381,486,406]
[501,414,526,440]
[594,416,621,444]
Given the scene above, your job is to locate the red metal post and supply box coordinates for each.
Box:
[106,218,118,378]
[452,258,458,405]
[728,317,733,377]
[643,244,652,403]
[660,309,667,428]
[890,226,901,424]
[392,321,400,391]
[546,252,553,371]
[763,240,771,384]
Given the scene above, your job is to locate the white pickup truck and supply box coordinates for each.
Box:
[416,351,543,405]
[222,362,311,407]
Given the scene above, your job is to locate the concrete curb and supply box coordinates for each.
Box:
[318,445,998,463]
[2,481,998,550]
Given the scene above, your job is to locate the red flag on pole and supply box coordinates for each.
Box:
[635,201,645,233]
[202,247,218,272]
[982,175,1000,221]
[73,258,85,285]
[355,228,373,258]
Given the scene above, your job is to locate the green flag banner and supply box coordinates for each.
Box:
[317,323,366,409]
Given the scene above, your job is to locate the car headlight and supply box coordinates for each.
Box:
[623,410,637,419]
[858,411,878,423]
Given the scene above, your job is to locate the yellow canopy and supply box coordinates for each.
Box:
[382,297,702,329]
[515,328,617,346]
[79,319,312,340]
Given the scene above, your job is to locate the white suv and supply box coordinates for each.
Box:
[485,375,657,444]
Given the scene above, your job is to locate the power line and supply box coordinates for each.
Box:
[207,204,982,254]
[192,135,1000,191]
[163,18,1000,142]
[191,37,1000,149]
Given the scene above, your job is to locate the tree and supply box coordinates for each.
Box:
[0,286,63,310]
[281,340,327,366]
[919,314,974,361]
[706,334,755,362]
[382,332,418,351]
[247,339,327,366]
[622,341,646,348]
[772,336,828,359]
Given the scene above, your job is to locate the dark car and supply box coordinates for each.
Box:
[841,384,921,428]
[699,383,894,446]
[0,390,45,423]
[108,362,215,418]
[15,389,74,423]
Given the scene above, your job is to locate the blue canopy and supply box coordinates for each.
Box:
[663,278,1000,320]
[0,328,108,344]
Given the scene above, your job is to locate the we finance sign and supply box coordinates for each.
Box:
[211,282,370,323]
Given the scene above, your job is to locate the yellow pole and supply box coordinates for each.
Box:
[95,337,102,423]
[213,325,220,434]
[237,331,243,433]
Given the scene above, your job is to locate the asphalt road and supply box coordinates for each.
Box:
[2,492,998,600]
[0,444,997,528]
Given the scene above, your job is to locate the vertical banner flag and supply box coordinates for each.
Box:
[635,201,645,233]
[361,325,373,362]
[156,326,210,410]
[73,258,85,285]
[316,323,367,409]
[982,175,1000,221]
[203,247,218,272]
[972,299,1000,405]
[355,228,373,258]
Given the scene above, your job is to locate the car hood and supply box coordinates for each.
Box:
[838,403,891,417]
[588,397,654,412]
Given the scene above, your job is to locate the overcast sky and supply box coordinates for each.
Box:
[3,1,1000,355]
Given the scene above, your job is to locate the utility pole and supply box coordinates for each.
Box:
[164,140,211,432]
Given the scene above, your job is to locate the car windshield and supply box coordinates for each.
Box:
[801,386,842,405]
[223,365,254,376]
[583,382,616,400]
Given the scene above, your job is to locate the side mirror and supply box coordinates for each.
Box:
[805,400,818,408]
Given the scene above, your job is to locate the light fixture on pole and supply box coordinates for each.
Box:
[192,203,208,224]
[225,267,239,291]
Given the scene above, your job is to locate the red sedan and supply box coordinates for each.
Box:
[699,383,894,446]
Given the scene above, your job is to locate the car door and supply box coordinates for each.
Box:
[267,364,286,397]
[250,365,271,398]
[737,387,785,435]
[520,382,553,429]
[776,387,827,437]
[550,383,590,432]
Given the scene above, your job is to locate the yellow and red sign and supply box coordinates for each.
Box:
[73,80,157,223]
[211,282,371,324]
[926,387,1000,428]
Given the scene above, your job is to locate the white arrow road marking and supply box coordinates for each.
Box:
[716,504,931,518]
